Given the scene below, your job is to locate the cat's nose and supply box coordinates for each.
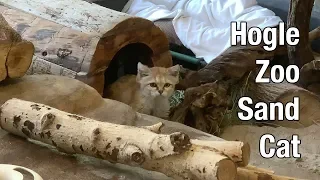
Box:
[158,90,163,94]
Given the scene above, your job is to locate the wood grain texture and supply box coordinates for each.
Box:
[0,0,129,35]
[0,13,34,81]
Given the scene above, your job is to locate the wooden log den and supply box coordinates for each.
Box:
[0,0,172,95]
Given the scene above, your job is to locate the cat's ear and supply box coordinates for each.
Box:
[168,64,180,77]
[137,62,150,78]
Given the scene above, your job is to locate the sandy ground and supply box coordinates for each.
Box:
[221,124,320,179]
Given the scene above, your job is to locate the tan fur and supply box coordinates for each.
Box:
[105,62,180,119]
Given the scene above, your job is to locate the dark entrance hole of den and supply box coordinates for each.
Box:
[103,43,154,97]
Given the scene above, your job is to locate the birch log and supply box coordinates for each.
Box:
[191,139,250,167]
[0,14,34,81]
[0,98,237,180]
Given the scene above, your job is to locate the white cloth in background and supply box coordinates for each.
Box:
[122,0,283,63]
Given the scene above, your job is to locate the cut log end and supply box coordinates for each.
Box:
[0,14,34,81]
[7,41,34,78]
[216,159,237,180]
[240,142,250,167]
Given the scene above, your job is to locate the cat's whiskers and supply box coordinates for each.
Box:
[106,62,180,120]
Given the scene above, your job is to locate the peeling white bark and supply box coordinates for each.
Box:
[191,139,250,166]
[0,98,237,180]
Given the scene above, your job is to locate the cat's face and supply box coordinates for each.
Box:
[136,62,180,98]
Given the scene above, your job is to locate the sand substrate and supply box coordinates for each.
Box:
[221,124,320,179]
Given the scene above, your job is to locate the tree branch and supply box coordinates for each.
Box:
[287,0,315,67]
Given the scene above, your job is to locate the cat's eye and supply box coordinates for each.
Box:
[164,83,171,88]
[149,83,157,87]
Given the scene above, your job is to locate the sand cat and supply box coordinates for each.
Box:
[105,62,180,119]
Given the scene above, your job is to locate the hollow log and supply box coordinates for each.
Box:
[0,98,237,180]
[0,1,172,94]
[0,14,34,81]
[287,0,315,68]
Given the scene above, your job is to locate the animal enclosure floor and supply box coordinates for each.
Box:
[221,124,320,179]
